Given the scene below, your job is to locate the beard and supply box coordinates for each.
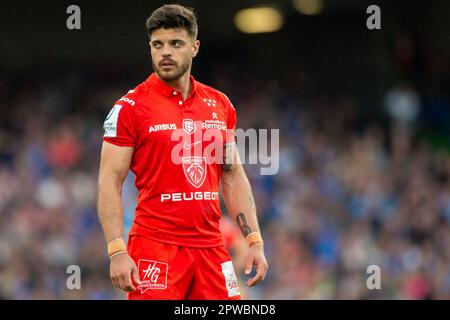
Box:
[153,58,191,82]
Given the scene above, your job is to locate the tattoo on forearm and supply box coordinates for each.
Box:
[237,212,251,237]
[249,194,255,208]
[222,163,232,171]
[222,142,233,172]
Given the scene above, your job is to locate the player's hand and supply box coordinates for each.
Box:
[244,243,268,287]
[110,251,141,292]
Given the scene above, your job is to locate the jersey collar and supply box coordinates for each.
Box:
[146,72,197,99]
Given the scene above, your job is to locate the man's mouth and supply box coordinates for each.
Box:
[160,60,175,67]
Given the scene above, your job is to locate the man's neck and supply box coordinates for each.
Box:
[165,72,191,100]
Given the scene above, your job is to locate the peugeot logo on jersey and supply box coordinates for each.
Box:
[182,118,197,135]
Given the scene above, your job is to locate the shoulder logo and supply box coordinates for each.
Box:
[119,96,135,106]
[203,98,216,107]
[103,105,123,137]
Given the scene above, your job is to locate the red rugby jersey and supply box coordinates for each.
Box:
[103,73,236,247]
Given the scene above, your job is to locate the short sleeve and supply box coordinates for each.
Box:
[223,95,237,143]
[103,103,137,147]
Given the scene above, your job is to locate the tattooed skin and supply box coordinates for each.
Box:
[249,194,255,208]
[222,142,234,172]
[237,212,251,237]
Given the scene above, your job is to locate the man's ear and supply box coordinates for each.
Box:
[192,39,200,58]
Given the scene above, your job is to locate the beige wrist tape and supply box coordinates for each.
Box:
[246,232,264,247]
[107,238,127,256]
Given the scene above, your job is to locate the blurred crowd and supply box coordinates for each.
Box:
[0,54,450,299]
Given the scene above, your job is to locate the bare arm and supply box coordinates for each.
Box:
[98,141,133,242]
[98,141,140,292]
[221,142,268,287]
[221,143,260,236]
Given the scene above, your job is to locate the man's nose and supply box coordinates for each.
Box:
[161,44,172,57]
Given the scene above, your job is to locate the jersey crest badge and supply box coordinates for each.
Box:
[182,156,207,188]
[182,118,197,135]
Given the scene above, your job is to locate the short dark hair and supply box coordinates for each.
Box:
[145,4,198,39]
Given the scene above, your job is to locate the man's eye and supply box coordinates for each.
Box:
[152,43,162,49]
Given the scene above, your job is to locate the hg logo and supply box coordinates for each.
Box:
[143,264,160,284]
[138,259,169,293]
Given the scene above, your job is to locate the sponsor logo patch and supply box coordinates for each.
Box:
[149,123,177,133]
[221,261,240,297]
[119,96,135,106]
[103,104,122,137]
[137,259,168,293]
